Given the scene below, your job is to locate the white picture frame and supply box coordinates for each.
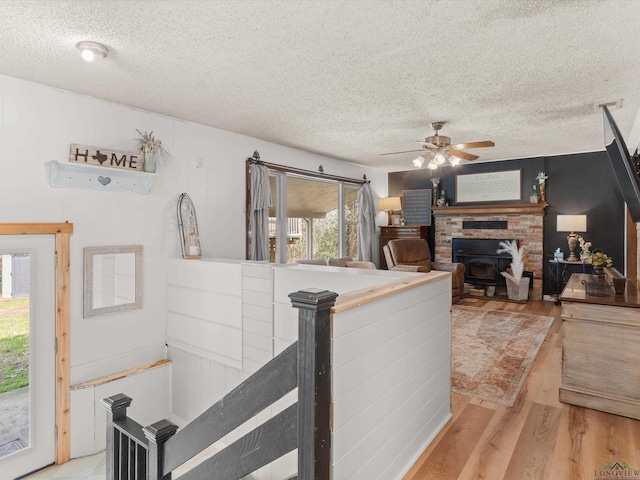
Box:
[83,245,143,318]
[455,170,522,203]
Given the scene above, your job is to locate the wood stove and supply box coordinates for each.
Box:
[452,238,515,286]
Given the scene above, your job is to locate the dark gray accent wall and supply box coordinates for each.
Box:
[388,151,625,296]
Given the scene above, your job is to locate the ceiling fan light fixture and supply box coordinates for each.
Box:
[77,41,109,62]
[381,120,494,169]
[434,152,447,165]
[412,156,425,168]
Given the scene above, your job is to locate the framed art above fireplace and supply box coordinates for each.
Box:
[455,170,521,203]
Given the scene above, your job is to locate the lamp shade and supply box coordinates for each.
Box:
[557,214,587,232]
[413,156,425,168]
[378,197,402,212]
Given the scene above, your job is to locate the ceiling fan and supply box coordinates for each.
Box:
[381,122,495,169]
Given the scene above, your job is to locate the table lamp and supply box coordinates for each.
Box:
[379,197,402,225]
[557,214,587,262]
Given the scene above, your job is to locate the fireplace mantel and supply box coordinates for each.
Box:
[432,203,548,217]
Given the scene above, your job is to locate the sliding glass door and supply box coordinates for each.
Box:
[265,173,360,264]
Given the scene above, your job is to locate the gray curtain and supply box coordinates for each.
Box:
[357,182,377,264]
[249,163,271,261]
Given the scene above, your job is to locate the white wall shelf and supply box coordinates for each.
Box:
[47,161,156,194]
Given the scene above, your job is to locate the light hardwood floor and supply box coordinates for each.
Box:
[404,297,640,480]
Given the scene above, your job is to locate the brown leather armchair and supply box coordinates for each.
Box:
[383,238,465,303]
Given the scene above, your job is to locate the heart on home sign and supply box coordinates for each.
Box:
[97,176,111,186]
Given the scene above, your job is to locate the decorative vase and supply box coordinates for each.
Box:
[143,152,157,173]
[506,277,530,301]
[592,264,605,277]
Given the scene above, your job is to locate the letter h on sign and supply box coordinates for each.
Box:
[73,147,89,163]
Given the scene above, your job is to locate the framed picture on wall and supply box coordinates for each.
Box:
[455,170,522,203]
[402,189,432,225]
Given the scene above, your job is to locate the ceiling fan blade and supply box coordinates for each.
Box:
[449,140,495,150]
[379,149,425,156]
[448,149,479,161]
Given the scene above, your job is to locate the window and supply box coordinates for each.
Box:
[271,174,360,263]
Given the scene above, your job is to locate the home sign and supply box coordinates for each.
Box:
[69,143,143,171]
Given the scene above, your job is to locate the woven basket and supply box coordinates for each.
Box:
[581,279,613,297]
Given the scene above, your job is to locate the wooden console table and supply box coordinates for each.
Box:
[559,273,640,420]
[548,259,592,304]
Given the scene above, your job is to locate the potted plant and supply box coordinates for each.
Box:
[136,129,169,173]
[589,249,612,277]
[497,239,529,300]
[530,184,540,203]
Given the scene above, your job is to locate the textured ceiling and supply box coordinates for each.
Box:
[1,0,640,172]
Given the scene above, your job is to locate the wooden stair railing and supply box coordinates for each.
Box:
[103,288,337,480]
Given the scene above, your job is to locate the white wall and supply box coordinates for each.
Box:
[0,73,387,387]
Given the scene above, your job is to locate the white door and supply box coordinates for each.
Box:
[0,235,56,479]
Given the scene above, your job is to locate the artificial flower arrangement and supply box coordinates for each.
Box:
[536,171,548,184]
[497,239,530,300]
[577,235,592,259]
[136,129,170,172]
[589,250,613,267]
[496,239,527,284]
[136,129,169,157]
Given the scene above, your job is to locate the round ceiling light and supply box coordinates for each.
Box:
[77,41,109,62]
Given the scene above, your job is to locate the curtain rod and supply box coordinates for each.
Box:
[247,150,368,185]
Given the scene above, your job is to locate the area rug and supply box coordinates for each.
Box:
[451,305,554,407]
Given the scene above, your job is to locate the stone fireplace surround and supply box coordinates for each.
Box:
[432,203,546,300]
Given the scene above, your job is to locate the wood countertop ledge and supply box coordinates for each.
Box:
[332,270,450,314]
[559,273,640,308]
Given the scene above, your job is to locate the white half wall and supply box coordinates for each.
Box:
[165,259,451,479]
[331,281,451,480]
